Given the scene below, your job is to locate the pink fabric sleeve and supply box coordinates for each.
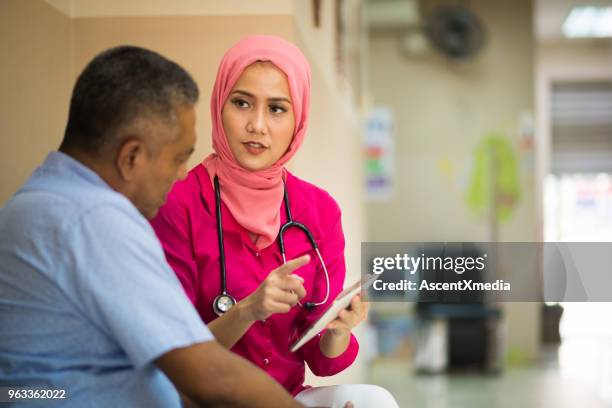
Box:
[297,208,359,376]
[150,193,199,306]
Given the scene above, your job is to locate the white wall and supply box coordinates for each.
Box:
[367,0,541,360]
[535,40,612,217]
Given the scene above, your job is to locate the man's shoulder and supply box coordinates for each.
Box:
[0,172,149,262]
[5,178,136,229]
[10,153,135,220]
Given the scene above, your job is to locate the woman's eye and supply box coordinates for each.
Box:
[232,98,249,109]
[270,105,287,114]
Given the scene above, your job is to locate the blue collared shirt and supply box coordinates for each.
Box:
[0,152,213,407]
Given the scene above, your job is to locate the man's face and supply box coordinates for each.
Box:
[132,106,196,219]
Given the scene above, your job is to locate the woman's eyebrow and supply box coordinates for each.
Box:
[268,96,292,104]
[230,90,254,98]
[231,90,291,104]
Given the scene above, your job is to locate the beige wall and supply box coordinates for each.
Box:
[0,0,73,203]
[293,0,338,94]
[367,0,540,360]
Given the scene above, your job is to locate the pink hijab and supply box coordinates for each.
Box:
[203,35,311,250]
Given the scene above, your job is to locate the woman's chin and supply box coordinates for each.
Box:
[237,158,274,172]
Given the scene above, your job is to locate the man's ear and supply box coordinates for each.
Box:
[116,139,147,181]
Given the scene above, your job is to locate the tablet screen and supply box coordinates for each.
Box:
[290,274,377,352]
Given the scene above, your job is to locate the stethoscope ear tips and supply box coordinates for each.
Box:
[304,302,316,311]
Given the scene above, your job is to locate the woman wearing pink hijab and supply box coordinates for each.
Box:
[152,35,398,407]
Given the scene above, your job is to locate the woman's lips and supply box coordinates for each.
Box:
[242,141,268,156]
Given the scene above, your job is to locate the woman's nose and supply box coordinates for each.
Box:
[247,107,266,135]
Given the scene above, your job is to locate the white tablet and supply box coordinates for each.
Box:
[290,273,378,353]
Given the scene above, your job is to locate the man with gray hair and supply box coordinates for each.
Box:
[0,46,308,407]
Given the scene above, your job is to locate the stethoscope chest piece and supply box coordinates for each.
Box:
[213,293,236,316]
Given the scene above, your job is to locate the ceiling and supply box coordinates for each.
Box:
[535,0,612,42]
[45,0,293,18]
[366,0,612,42]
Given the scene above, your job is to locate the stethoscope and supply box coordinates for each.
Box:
[212,175,330,316]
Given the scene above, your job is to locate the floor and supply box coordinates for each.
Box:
[368,344,612,408]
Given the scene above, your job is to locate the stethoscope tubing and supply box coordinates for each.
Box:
[214,176,229,297]
[212,175,330,314]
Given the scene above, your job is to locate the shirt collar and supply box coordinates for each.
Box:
[41,151,111,190]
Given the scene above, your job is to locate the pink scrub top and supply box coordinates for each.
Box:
[150,164,359,395]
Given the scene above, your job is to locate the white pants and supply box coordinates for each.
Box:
[295,384,399,408]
